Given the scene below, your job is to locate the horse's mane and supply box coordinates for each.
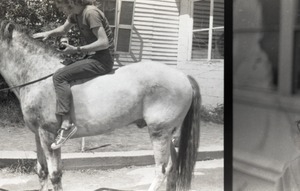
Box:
[11,22,63,59]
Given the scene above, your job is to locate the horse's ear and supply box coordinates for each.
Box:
[3,23,15,41]
[6,23,15,34]
[0,20,10,39]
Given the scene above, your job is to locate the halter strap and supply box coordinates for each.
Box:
[0,73,53,92]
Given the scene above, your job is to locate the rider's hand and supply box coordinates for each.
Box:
[58,43,77,54]
[32,32,51,41]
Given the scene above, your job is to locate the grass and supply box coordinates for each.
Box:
[0,92,24,127]
[0,159,36,174]
[200,104,224,124]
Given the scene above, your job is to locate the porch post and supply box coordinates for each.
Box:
[178,0,193,62]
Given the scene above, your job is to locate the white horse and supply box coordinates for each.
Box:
[0,20,201,191]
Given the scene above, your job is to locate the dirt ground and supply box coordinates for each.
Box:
[0,121,223,152]
[0,159,224,191]
[0,121,224,190]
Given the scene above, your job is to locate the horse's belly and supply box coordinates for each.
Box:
[72,104,142,138]
[71,81,144,137]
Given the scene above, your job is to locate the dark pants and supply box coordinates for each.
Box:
[53,56,112,116]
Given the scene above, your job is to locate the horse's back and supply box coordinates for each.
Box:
[73,61,191,99]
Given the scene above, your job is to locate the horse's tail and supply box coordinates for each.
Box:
[176,75,201,191]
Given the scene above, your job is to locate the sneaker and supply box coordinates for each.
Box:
[172,137,180,148]
[51,124,77,150]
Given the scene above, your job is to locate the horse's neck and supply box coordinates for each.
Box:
[0,31,62,92]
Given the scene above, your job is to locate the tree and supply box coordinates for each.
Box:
[0,0,74,100]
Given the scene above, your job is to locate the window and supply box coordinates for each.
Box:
[191,0,224,60]
[115,0,135,53]
[98,0,135,53]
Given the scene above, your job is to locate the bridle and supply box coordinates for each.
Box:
[0,73,53,92]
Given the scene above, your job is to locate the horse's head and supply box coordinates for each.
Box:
[0,20,15,43]
[0,20,62,87]
[0,20,62,61]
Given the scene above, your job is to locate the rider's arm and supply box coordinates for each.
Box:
[57,10,110,54]
[32,18,74,40]
[76,9,110,52]
[79,26,109,52]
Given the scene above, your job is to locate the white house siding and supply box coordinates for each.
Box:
[117,0,180,64]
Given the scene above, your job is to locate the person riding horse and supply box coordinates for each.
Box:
[33,0,114,150]
[0,17,200,190]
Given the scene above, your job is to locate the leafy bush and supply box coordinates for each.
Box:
[0,92,24,127]
[0,159,36,174]
[0,0,81,100]
[0,0,64,31]
[200,104,224,124]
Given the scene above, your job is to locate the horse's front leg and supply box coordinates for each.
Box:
[35,133,49,191]
[38,126,63,191]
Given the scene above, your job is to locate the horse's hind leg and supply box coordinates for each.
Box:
[35,133,49,191]
[166,141,178,191]
[38,127,63,191]
[147,124,175,191]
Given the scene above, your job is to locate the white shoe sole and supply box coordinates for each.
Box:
[51,126,77,150]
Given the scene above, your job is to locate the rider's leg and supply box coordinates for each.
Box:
[51,58,112,150]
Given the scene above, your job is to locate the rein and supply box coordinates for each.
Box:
[0,73,53,92]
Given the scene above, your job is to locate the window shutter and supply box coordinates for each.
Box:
[115,0,135,53]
